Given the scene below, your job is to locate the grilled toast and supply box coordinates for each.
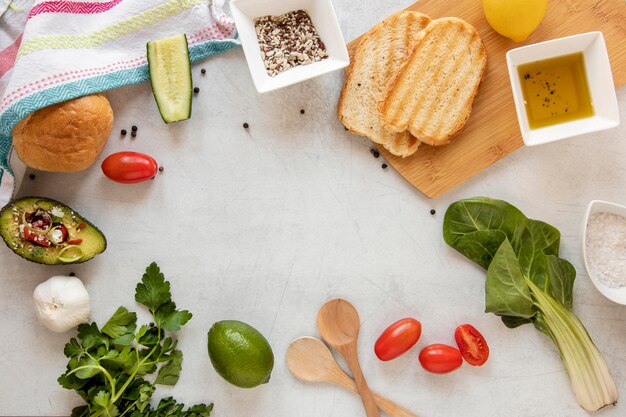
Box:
[338,11,431,157]
[379,17,487,146]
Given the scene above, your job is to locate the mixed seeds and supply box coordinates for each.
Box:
[254,10,328,77]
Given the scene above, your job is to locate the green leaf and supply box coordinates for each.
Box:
[449,229,507,269]
[93,390,110,408]
[70,405,89,417]
[64,338,84,358]
[103,306,137,340]
[443,197,528,250]
[58,372,88,390]
[499,315,532,328]
[154,350,183,386]
[77,322,109,350]
[135,262,171,312]
[485,239,536,319]
[75,356,102,379]
[155,302,192,332]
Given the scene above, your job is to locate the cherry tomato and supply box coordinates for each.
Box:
[101,152,158,184]
[418,344,463,374]
[454,324,489,366]
[374,318,422,361]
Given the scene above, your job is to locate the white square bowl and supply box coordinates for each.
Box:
[506,32,620,146]
[231,0,350,93]
[581,200,626,305]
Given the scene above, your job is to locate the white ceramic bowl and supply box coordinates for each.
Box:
[231,0,349,93]
[506,32,620,146]
[581,200,626,305]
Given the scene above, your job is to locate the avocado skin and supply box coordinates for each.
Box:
[0,196,107,265]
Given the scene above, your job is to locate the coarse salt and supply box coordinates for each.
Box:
[585,212,626,288]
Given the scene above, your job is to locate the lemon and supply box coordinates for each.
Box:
[483,0,547,42]
[207,320,274,388]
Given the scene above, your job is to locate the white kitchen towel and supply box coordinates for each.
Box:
[0,0,240,206]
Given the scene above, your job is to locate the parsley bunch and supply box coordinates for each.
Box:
[58,262,212,417]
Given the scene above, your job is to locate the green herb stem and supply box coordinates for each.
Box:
[527,279,617,411]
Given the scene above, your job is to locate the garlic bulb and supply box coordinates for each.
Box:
[33,276,91,333]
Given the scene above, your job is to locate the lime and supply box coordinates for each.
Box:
[207,320,274,388]
[483,0,547,42]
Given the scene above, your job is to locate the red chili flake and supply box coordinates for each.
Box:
[67,239,83,245]
[76,223,86,231]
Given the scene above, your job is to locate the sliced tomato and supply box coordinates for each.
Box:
[374,318,422,361]
[454,324,489,366]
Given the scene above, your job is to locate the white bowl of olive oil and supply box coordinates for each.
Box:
[506,32,620,146]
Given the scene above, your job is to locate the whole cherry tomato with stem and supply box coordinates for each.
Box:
[374,318,422,361]
[418,344,463,374]
[454,324,490,366]
[101,152,158,184]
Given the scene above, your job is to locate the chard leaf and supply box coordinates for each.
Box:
[443,197,528,252]
[135,262,171,312]
[154,350,183,386]
[102,306,137,340]
[449,229,507,269]
[485,239,535,319]
[499,315,532,328]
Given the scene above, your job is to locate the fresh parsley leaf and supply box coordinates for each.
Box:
[64,338,83,358]
[102,307,137,340]
[59,262,209,417]
[135,262,171,312]
[154,350,183,386]
[77,322,109,350]
[154,301,192,332]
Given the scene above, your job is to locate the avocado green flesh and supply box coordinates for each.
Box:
[0,197,106,265]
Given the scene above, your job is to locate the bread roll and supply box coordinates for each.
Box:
[12,93,114,172]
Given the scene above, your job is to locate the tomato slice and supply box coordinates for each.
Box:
[374,318,422,361]
[454,324,489,366]
[418,344,463,374]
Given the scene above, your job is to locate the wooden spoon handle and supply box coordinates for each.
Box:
[332,373,419,417]
[342,344,381,417]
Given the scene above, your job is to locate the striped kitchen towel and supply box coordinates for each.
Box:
[0,0,239,206]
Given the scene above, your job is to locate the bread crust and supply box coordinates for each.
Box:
[378,17,487,146]
[12,94,113,172]
[337,11,431,157]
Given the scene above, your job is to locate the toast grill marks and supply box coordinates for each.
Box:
[379,18,487,146]
[337,11,431,157]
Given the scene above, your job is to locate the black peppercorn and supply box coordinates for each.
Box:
[381,163,388,169]
[243,122,249,129]
[120,129,127,136]
[159,166,164,172]
[201,68,206,75]
[29,174,35,180]
[131,125,137,132]
[430,209,436,215]
[300,109,305,114]
[373,151,380,158]
[194,87,200,94]
[131,131,137,138]
[69,272,75,277]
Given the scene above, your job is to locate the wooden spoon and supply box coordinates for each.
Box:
[286,337,419,417]
[317,298,380,417]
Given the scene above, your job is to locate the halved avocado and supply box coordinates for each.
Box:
[0,197,106,265]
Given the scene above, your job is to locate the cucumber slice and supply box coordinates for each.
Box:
[147,34,192,123]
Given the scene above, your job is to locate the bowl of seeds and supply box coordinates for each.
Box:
[581,200,626,305]
[231,0,349,93]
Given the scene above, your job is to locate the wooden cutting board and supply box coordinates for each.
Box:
[347,0,626,198]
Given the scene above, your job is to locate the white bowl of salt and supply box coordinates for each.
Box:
[582,200,626,305]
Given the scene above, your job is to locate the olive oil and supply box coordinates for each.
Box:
[518,52,594,129]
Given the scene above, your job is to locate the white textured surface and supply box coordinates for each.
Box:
[1,1,626,415]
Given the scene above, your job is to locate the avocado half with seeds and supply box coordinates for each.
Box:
[0,197,106,265]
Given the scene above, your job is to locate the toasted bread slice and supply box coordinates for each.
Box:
[379,17,487,146]
[338,11,431,157]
